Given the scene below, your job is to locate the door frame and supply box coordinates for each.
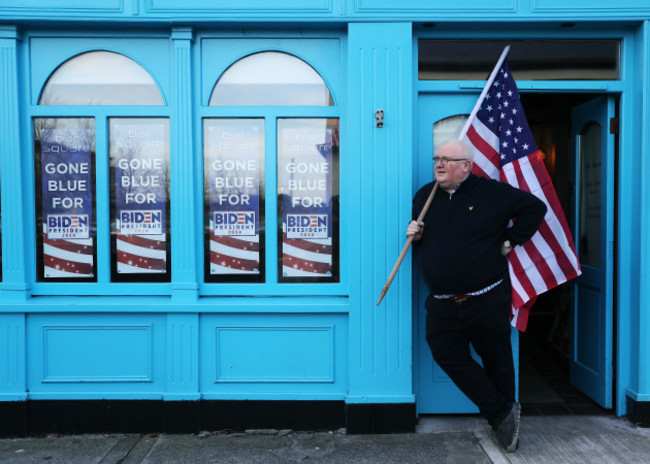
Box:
[413,89,621,415]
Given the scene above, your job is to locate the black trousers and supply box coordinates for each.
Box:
[425,282,515,429]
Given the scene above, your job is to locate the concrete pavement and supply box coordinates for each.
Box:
[1,415,649,463]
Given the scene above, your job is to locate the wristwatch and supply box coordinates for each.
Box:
[503,240,511,248]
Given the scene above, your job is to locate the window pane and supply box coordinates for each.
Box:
[204,119,265,282]
[278,118,339,282]
[419,40,619,80]
[110,118,170,282]
[209,52,333,106]
[34,118,96,281]
[578,122,601,268]
[433,115,469,155]
[40,51,163,106]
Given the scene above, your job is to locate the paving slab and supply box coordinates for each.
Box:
[0,434,121,464]
[1,415,649,464]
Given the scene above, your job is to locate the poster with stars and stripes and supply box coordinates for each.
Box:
[205,120,263,277]
[112,121,168,275]
[278,119,338,281]
[41,128,95,279]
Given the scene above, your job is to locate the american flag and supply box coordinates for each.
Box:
[462,57,581,331]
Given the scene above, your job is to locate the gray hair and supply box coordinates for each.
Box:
[438,139,474,162]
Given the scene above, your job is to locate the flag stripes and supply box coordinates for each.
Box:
[462,57,581,331]
[209,234,260,274]
[282,235,332,276]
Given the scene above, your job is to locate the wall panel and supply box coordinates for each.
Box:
[27,314,166,397]
[200,313,347,399]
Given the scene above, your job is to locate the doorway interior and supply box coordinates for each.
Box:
[517,92,616,416]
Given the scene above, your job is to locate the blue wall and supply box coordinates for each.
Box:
[1,1,650,423]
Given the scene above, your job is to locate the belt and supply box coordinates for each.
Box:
[449,294,473,302]
[433,279,503,303]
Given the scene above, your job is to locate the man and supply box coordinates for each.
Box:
[407,139,547,452]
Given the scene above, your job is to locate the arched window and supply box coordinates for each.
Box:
[34,51,170,287]
[40,51,164,106]
[203,51,339,287]
[209,51,333,106]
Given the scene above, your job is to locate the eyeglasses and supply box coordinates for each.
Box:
[432,156,469,166]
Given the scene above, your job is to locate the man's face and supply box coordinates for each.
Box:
[434,142,471,190]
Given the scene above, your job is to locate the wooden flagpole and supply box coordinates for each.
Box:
[375,45,511,307]
[376,181,438,306]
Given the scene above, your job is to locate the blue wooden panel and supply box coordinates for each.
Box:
[633,22,650,412]
[215,327,333,382]
[0,0,122,9]
[0,28,30,298]
[355,0,515,12]
[570,96,615,409]
[165,313,199,399]
[346,23,415,405]
[200,314,347,399]
[149,0,331,12]
[170,28,199,302]
[532,0,650,12]
[576,283,601,372]
[0,314,26,399]
[42,326,153,382]
[27,314,166,396]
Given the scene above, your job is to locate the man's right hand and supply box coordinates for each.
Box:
[407,220,424,241]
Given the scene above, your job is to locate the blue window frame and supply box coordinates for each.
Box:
[198,38,345,295]
[29,38,171,295]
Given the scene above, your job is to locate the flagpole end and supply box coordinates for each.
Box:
[376,288,388,306]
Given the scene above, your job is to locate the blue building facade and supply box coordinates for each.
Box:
[1,0,649,434]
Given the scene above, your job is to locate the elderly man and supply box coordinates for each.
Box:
[408,139,547,452]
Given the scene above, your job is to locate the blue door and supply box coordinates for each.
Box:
[570,96,615,409]
[414,94,519,414]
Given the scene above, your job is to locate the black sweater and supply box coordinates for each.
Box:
[413,174,547,295]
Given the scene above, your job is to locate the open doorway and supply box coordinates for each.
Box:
[518,93,617,415]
